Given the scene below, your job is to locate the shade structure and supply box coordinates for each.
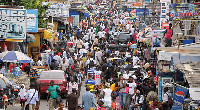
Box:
[0,51,33,63]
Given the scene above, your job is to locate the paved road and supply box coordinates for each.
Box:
[7,81,87,110]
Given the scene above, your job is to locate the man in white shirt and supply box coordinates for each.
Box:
[129,90,144,110]
[86,57,96,66]
[127,76,137,108]
[84,33,89,41]
[132,55,140,66]
[98,31,103,39]
[59,58,69,72]
[0,65,5,75]
[95,49,102,63]
[83,42,89,49]
[130,26,135,35]
[37,57,43,66]
[53,53,62,66]
[162,87,171,103]
[123,70,131,83]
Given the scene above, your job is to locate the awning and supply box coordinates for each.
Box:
[189,88,200,100]
[157,51,179,61]
[27,34,36,42]
[0,39,23,42]
[172,54,200,65]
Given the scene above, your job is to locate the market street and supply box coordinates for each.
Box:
[7,81,87,110]
[0,0,200,110]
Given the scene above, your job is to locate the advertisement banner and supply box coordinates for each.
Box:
[0,9,27,39]
[47,3,69,18]
[174,85,188,105]
[72,15,79,27]
[27,9,38,32]
[170,3,200,20]
[136,9,149,16]
[160,1,170,29]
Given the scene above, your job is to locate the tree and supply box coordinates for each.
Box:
[9,0,49,28]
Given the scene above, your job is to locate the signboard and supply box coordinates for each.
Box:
[27,9,38,32]
[170,3,200,20]
[174,85,188,105]
[0,9,27,39]
[157,51,178,61]
[31,47,39,54]
[136,9,149,16]
[47,3,69,18]
[72,15,79,27]
[160,1,170,29]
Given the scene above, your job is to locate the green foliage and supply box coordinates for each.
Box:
[14,0,49,28]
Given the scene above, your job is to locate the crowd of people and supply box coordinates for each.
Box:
[24,4,173,109]
[0,0,175,110]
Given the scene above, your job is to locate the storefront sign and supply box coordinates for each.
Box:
[170,3,200,20]
[136,9,149,16]
[27,9,38,32]
[170,12,200,17]
[174,85,188,105]
[0,9,27,39]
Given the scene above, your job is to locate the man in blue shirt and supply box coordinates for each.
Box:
[85,74,96,93]
[82,87,96,110]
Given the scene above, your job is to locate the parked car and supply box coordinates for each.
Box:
[39,70,67,98]
[0,75,16,105]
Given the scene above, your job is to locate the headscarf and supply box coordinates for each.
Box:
[18,84,26,99]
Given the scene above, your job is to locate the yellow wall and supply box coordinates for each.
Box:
[28,33,41,60]
[53,21,58,31]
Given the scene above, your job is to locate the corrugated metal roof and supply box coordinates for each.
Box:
[174,62,200,88]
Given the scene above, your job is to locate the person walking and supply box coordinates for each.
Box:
[47,80,60,110]
[85,74,96,93]
[66,77,78,96]
[126,76,137,108]
[103,82,113,107]
[163,23,173,47]
[82,87,97,110]
[0,88,8,110]
[129,90,144,110]
[55,102,67,110]
[26,82,39,110]
[66,88,78,110]
[18,84,26,110]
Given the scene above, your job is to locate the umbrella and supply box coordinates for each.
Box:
[0,51,33,63]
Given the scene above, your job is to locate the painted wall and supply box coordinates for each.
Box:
[28,33,41,60]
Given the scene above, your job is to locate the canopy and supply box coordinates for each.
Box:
[0,51,33,63]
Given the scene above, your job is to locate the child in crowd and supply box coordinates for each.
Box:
[56,88,62,107]
[18,84,26,110]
